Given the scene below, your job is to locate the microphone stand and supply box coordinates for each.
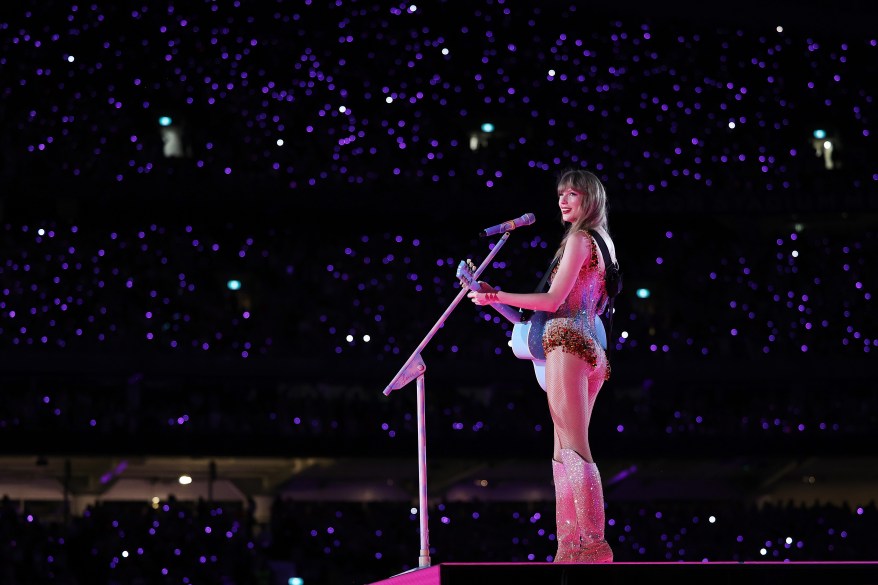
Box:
[382,231,512,571]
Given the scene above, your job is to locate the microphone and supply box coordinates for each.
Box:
[479,213,536,238]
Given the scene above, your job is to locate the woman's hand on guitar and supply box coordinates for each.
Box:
[467,282,498,305]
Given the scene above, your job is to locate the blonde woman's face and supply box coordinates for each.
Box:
[558,186,584,223]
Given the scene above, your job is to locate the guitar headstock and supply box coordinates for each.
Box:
[456,259,478,290]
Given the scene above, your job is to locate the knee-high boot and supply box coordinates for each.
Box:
[559,448,614,563]
[552,459,577,563]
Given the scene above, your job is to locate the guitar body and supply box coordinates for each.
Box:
[457,259,607,392]
[511,313,548,391]
[511,313,547,361]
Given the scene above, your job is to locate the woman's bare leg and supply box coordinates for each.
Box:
[545,347,612,563]
[546,349,596,461]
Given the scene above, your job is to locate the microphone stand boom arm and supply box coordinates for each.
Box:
[382,231,511,396]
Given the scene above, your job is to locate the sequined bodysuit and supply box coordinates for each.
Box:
[541,232,610,380]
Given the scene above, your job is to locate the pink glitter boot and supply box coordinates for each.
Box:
[552,459,578,563]
[559,449,614,563]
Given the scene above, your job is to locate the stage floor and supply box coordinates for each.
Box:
[366,561,878,585]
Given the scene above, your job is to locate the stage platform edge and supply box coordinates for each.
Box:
[365,561,878,585]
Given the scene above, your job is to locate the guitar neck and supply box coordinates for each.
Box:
[490,301,523,325]
[468,279,522,324]
[457,259,523,325]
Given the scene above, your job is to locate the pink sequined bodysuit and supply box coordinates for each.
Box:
[541,232,610,380]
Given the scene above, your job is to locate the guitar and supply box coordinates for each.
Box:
[457,259,609,392]
[457,260,549,390]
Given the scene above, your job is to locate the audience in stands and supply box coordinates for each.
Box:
[0,0,876,583]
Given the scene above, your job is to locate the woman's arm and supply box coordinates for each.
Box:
[469,231,592,312]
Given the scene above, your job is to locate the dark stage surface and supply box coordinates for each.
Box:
[367,561,878,585]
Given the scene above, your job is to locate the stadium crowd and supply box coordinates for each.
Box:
[1,0,876,583]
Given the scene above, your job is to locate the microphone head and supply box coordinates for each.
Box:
[478,213,536,237]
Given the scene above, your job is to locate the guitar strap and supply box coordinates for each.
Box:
[518,256,559,322]
[534,256,559,293]
[588,229,617,351]
[588,230,614,279]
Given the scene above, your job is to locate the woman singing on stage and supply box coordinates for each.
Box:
[469,169,618,563]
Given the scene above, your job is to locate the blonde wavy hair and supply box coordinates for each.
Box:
[553,169,610,262]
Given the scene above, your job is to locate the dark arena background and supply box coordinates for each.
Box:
[1,0,877,584]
